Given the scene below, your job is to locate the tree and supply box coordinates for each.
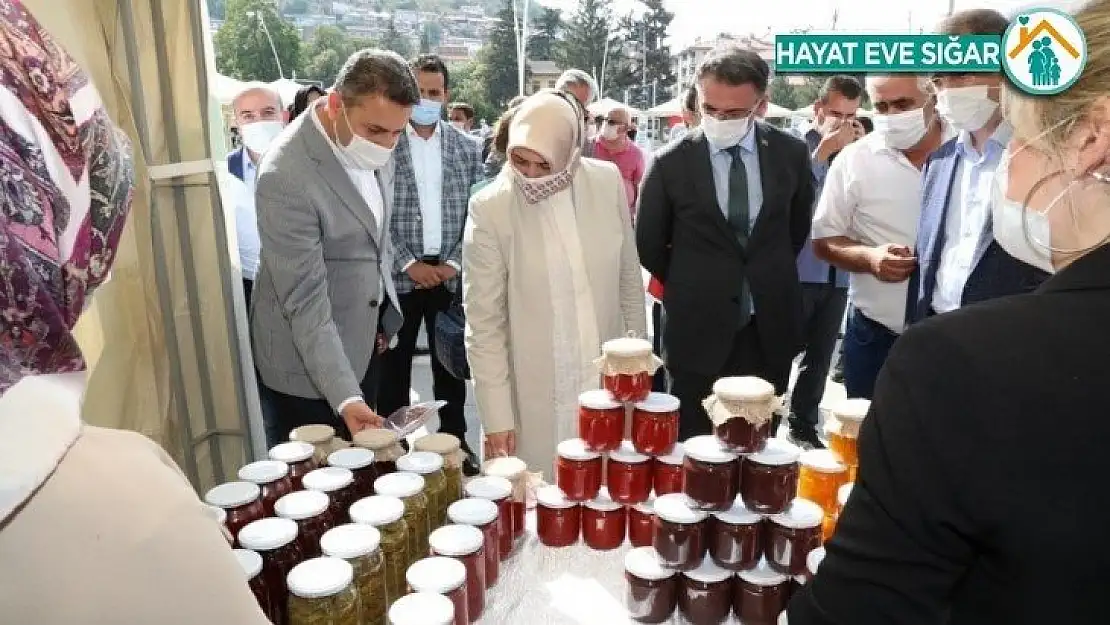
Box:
[450,62,498,124]
[379,16,414,59]
[530,7,562,62]
[560,0,622,97]
[300,26,373,83]
[473,0,522,109]
[284,0,309,13]
[610,0,674,109]
[214,0,302,81]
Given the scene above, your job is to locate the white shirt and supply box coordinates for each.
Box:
[235,151,261,280]
[406,123,444,257]
[811,135,925,334]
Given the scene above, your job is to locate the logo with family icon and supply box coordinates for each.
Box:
[1002,8,1087,95]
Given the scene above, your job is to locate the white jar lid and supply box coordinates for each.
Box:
[624,546,676,581]
[633,495,656,515]
[609,440,650,464]
[321,523,382,559]
[769,498,824,529]
[807,546,826,576]
[602,336,652,357]
[712,497,762,525]
[683,555,733,584]
[779,611,789,625]
[633,392,681,413]
[838,483,854,508]
[204,481,261,509]
[684,435,739,464]
[406,556,467,594]
[397,451,445,475]
[655,442,685,466]
[238,460,290,485]
[303,466,355,493]
[349,495,405,526]
[557,438,601,462]
[712,376,775,401]
[578,388,621,410]
[737,559,789,586]
[482,456,527,479]
[447,497,499,526]
[585,487,622,512]
[831,398,870,422]
[286,556,353,599]
[747,439,802,467]
[653,493,708,524]
[535,484,577,510]
[275,490,330,521]
[429,524,484,557]
[464,476,513,500]
[238,517,298,551]
[205,504,228,525]
[328,447,375,470]
[799,449,846,473]
[269,441,315,463]
[389,592,455,625]
[233,548,263,579]
[375,471,426,498]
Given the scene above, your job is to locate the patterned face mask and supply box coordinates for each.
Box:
[508,151,580,204]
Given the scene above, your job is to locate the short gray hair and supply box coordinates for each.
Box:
[865,74,932,94]
[334,49,420,107]
[232,83,282,113]
[555,69,598,104]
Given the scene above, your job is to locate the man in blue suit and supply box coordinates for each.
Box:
[907,9,1049,325]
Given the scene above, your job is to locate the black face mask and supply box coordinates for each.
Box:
[627,128,638,141]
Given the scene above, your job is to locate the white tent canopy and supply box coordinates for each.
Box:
[588,97,642,117]
[763,102,793,119]
[270,78,306,106]
[214,73,247,105]
[646,97,683,117]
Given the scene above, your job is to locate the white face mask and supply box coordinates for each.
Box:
[602,123,622,141]
[701,112,754,148]
[240,120,284,154]
[872,107,930,150]
[937,85,998,133]
[991,156,1056,273]
[339,106,393,170]
[451,120,467,131]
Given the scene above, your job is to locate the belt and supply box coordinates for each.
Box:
[420,255,441,266]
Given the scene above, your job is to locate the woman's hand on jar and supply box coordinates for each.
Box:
[484,430,516,458]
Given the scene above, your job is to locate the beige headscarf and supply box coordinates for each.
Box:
[506,90,584,203]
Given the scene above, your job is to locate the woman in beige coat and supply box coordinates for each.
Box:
[463,90,647,474]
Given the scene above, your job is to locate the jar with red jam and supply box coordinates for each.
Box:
[269,441,318,490]
[429,524,487,622]
[765,499,824,576]
[577,389,624,452]
[481,457,528,540]
[406,556,469,625]
[447,498,501,588]
[233,548,270,618]
[653,443,685,496]
[275,489,335,559]
[204,481,265,547]
[806,546,826,583]
[624,546,678,623]
[628,496,655,548]
[290,423,349,462]
[597,337,660,403]
[206,505,233,545]
[556,438,603,502]
[237,517,303,625]
[707,376,779,454]
[679,556,733,625]
[682,436,740,512]
[303,466,358,524]
[328,447,379,501]
[631,393,681,455]
[652,493,709,571]
[354,428,406,477]
[735,560,790,625]
[708,497,763,571]
[238,460,295,517]
[741,439,802,515]
[535,484,581,547]
[582,487,626,550]
[463,476,515,560]
[389,592,455,625]
[607,440,653,505]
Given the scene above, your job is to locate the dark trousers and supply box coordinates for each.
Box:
[842,307,899,399]
[669,319,767,441]
[377,285,468,446]
[651,301,667,393]
[265,362,381,443]
[244,277,283,448]
[789,283,849,433]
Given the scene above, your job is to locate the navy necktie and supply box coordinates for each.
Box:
[725,144,752,326]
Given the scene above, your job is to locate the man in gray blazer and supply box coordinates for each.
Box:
[251,49,419,440]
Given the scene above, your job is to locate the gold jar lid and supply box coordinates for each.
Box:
[353,428,400,450]
[291,424,336,445]
[414,433,461,455]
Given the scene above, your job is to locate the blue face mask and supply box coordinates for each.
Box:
[411,98,443,126]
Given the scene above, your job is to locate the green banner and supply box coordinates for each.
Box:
[774,34,1003,73]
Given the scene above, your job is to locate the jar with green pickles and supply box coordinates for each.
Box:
[349,495,410,604]
[397,452,448,529]
[321,524,388,625]
[373,472,429,562]
[414,434,465,512]
[286,556,359,625]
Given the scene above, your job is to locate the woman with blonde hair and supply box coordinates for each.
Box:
[464,89,646,472]
[791,2,1110,622]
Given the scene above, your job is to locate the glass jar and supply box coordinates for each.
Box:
[709,376,778,454]
[374,472,430,562]
[535,484,581,547]
[406,557,469,625]
[388,592,455,625]
[286,556,359,625]
[765,499,824,576]
[577,389,624,452]
[597,337,657,403]
[304,466,358,524]
[239,460,295,517]
[447,498,501,587]
[354,428,406,477]
[321,524,387,625]
[583,487,626,551]
[414,433,466,509]
[463,476,515,560]
[679,556,733,625]
[797,449,849,516]
[806,546,826,583]
[233,549,270,619]
[481,457,528,540]
[555,438,603,502]
[741,439,802,515]
[653,443,685,496]
[825,398,869,481]
[397,452,449,528]
[608,440,653,505]
[238,517,303,625]
[709,497,763,571]
[270,441,319,490]
[428,524,487,622]
[349,495,410,604]
[682,436,740,512]
[291,423,349,464]
[624,546,678,624]
[735,561,790,625]
[631,393,681,456]
[628,496,655,548]
[275,489,335,559]
[206,505,233,546]
[837,483,853,516]
[204,481,265,547]
[652,493,709,571]
[328,447,379,501]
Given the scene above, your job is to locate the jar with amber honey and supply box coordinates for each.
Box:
[481,457,528,541]
[275,489,335,559]
[349,495,410,604]
[321,524,387,625]
[797,450,849,516]
[464,477,514,560]
[653,442,685,496]
[825,398,869,481]
[354,428,406,477]
[406,557,469,625]
[652,493,709,571]
[303,466,358,524]
[291,424,349,464]
[705,376,779,454]
[328,448,378,501]
[624,546,678,623]
[238,518,303,625]
[837,483,853,516]
[389,592,455,625]
[556,438,603,502]
[414,433,466,509]
[239,460,295,517]
[577,389,624,452]
[429,525,487,622]
[375,472,430,561]
[740,439,802,515]
[397,452,449,528]
[447,498,501,588]
[204,481,265,547]
[765,499,824,576]
[286,556,359,625]
[270,441,318,490]
[679,556,733,625]
[682,436,740,512]
[595,337,662,403]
